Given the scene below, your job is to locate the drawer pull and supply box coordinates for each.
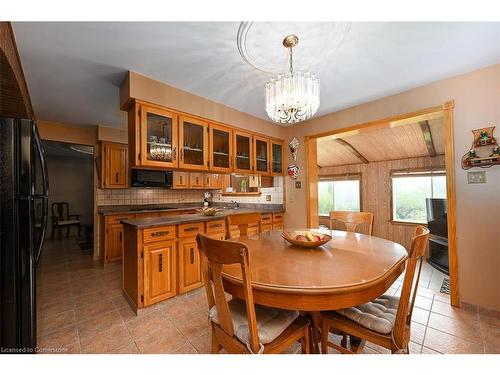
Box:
[159,254,163,272]
[151,231,169,237]
[190,248,195,264]
[184,227,198,232]
[209,223,223,228]
[116,217,127,221]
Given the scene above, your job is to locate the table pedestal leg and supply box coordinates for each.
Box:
[305,312,321,354]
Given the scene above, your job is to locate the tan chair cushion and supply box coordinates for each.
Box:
[335,294,399,335]
[209,299,299,346]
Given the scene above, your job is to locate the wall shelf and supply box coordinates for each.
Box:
[461,126,499,170]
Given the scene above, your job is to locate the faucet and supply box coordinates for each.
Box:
[230,200,239,209]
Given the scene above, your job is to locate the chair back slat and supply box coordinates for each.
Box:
[51,202,70,222]
[392,226,429,350]
[196,233,261,352]
[226,213,261,239]
[329,211,374,235]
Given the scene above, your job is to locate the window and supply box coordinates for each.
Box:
[318,175,361,216]
[391,169,447,224]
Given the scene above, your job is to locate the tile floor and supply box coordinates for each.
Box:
[36,237,499,354]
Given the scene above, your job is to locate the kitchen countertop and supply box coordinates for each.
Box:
[121,207,284,229]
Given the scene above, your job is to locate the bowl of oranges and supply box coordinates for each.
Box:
[281,230,332,248]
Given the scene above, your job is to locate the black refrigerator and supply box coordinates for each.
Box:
[0,118,49,353]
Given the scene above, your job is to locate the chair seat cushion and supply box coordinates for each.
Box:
[335,294,399,335]
[209,299,299,346]
[56,220,80,225]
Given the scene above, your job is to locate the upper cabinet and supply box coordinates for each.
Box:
[233,130,253,174]
[209,123,232,173]
[101,142,128,188]
[271,141,284,176]
[179,116,209,171]
[253,136,270,175]
[140,105,178,168]
[127,100,284,175]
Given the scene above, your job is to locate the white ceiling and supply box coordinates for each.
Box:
[12,22,500,128]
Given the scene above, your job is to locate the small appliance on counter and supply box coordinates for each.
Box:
[203,191,212,207]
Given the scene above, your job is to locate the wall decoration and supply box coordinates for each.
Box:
[289,137,300,161]
[461,126,500,169]
[287,164,300,179]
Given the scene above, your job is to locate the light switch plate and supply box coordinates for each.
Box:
[467,171,487,184]
[295,181,302,189]
[265,194,271,201]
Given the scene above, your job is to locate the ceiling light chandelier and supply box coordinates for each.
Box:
[265,34,320,124]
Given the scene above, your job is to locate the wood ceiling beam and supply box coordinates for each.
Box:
[336,138,369,164]
[419,120,436,157]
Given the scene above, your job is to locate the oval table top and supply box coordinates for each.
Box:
[221,230,408,311]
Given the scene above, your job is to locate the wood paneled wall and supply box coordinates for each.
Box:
[318,155,445,251]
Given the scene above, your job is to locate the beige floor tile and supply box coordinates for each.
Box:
[411,307,430,325]
[431,300,479,321]
[75,298,117,322]
[80,323,135,353]
[77,310,124,342]
[126,310,175,339]
[408,341,422,354]
[423,327,484,354]
[188,331,211,354]
[427,312,482,341]
[135,327,188,354]
[421,346,442,354]
[37,325,80,354]
[38,309,77,336]
[410,322,426,345]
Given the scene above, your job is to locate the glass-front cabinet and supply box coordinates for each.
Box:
[209,123,232,173]
[140,106,178,168]
[233,130,253,173]
[253,136,270,175]
[271,141,284,175]
[179,116,209,171]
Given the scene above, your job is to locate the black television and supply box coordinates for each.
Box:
[425,198,448,239]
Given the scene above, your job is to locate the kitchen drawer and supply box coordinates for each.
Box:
[143,225,176,243]
[178,222,205,238]
[206,220,226,234]
[260,213,272,224]
[260,223,273,233]
[272,223,284,231]
[272,212,284,223]
[106,214,135,225]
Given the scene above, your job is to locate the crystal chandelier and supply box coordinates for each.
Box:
[265,34,320,124]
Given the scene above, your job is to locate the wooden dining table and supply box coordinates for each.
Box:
[221,229,408,352]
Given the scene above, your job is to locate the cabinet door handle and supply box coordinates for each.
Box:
[173,146,177,161]
[159,254,163,272]
[119,231,122,243]
[151,230,169,237]
[179,175,183,184]
[196,177,199,184]
[180,148,183,161]
[184,227,198,232]
[115,172,119,183]
[190,248,195,264]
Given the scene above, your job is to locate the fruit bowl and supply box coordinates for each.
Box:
[281,231,332,248]
[196,207,221,216]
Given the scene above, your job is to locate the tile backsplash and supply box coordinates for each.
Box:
[96,176,284,206]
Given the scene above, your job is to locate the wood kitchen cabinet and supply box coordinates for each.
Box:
[105,225,124,262]
[143,240,177,306]
[271,140,284,176]
[189,172,204,188]
[209,123,232,173]
[177,222,205,293]
[233,130,253,173]
[139,105,178,168]
[101,142,128,188]
[204,173,223,189]
[173,171,188,189]
[179,115,209,171]
[253,135,270,175]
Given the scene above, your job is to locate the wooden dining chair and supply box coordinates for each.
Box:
[196,233,310,354]
[329,211,374,235]
[226,213,261,239]
[320,226,429,354]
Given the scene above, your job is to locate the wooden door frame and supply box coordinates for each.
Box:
[305,101,460,307]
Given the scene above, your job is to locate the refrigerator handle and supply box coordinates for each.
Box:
[33,124,49,263]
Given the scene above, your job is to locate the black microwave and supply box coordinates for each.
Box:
[131,169,173,188]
